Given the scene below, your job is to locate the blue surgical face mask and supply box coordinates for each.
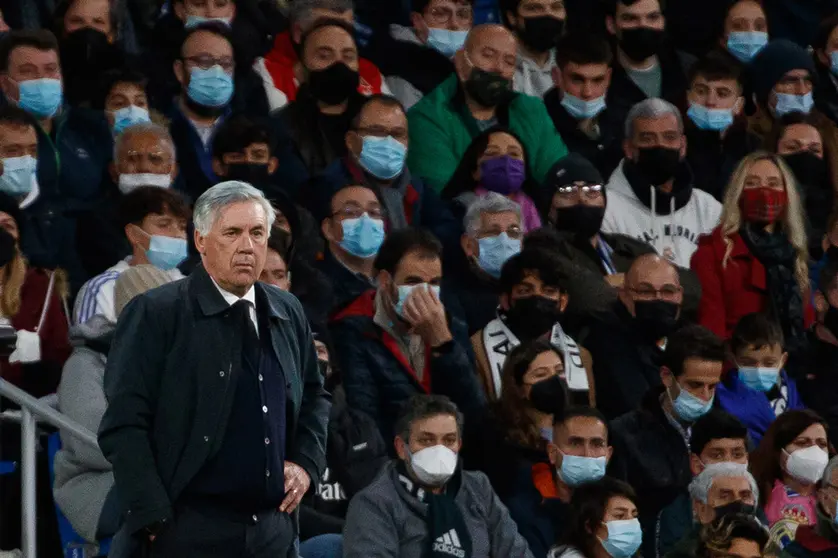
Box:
[477,232,521,278]
[687,103,735,132]
[185,15,232,29]
[112,105,151,135]
[558,452,607,487]
[774,91,814,117]
[17,78,62,119]
[560,92,607,120]
[140,231,188,271]
[339,213,385,258]
[726,31,768,63]
[599,519,643,558]
[0,155,37,197]
[187,65,234,108]
[358,136,407,180]
[395,283,441,317]
[426,28,468,58]
[738,366,780,392]
[670,381,713,422]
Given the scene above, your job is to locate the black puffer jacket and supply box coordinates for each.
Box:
[608,386,692,530]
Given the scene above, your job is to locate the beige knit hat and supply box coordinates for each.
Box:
[114,265,176,317]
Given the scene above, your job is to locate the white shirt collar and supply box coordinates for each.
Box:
[210,277,256,308]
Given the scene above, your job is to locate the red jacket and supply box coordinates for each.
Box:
[1,268,71,395]
[691,227,814,340]
[263,31,385,102]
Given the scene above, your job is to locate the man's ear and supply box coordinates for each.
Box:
[500,293,511,311]
[267,156,279,175]
[194,228,206,255]
[817,49,830,67]
[211,157,226,178]
[173,59,186,86]
[559,292,569,313]
[732,96,745,117]
[0,74,16,102]
[551,65,563,89]
[454,49,470,82]
[461,234,478,259]
[689,453,704,476]
[622,138,633,160]
[321,217,335,242]
[410,12,429,43]
[660,365,674,388]
[293,61,306,84]
[605,15,617,36]
[605,445,613,463]
[395,435,408,460]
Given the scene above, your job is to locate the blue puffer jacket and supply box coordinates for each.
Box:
[716,369,805,447]
[329,290,485,445]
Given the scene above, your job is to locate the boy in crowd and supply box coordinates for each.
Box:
[716,313,805,446]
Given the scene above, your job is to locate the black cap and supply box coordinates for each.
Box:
[544,154,604,191]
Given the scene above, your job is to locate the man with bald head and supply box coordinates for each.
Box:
[407,23,568,191]
[583,253,686,419]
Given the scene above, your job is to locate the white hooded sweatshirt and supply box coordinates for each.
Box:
[602,159,722,268]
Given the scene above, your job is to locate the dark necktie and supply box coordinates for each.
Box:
[234,299,260,369]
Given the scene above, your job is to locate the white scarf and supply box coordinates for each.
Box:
[483,314,589,397]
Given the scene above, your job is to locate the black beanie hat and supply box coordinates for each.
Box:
[544,154,604,191]
[749,39,816,107]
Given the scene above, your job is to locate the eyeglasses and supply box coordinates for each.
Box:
[332,204,385,220]
[477,226,523,240]
[555,184,603,200]
[629,285,682,302]
[427,5,474,25]
[183,55,235,72]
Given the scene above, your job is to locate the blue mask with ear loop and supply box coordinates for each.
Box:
[670,381,713,422]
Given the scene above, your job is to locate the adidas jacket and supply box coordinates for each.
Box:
[602,160,721,268]
[343,461,534,558]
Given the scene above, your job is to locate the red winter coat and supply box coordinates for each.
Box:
[691,227,814,340]
[263,32,385,102]
[1,268,71,396]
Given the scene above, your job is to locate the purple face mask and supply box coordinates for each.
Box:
[479,155,526,195]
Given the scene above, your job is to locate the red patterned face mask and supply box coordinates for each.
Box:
[740,187,788,224]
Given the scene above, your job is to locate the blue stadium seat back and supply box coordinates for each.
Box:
[47,433,112,557]
[473,0,500,24]
[0,461,15,475]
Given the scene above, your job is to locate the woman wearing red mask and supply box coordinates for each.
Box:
[691,152,813,351]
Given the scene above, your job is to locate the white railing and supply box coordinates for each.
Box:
[0,378,98,558]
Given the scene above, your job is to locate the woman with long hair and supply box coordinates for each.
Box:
[462,339,568,501]
[749,409,829,528]
[548,477,642,558]
[0,193,71,396]
[691,152,813,352]
[441,126,542,232]
[771,111,838,259]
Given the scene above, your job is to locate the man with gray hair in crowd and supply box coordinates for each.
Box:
[602,97,721,268]
[449,192,522,333]
[99,181,330,557]
[109,122,178,195]
[667,463,760,558]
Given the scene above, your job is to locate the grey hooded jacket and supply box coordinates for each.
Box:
[54,316,115,542]
[343,460,534,558]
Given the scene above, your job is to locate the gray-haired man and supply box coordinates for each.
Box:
[601,97,721,267]
[99,181,330,557]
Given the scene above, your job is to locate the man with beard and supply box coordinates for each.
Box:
[604,0,692,142]
[501,0,567,97]
[602,98,721,268]
[407,24,567,191]
[582,253,684,419]
[470,247,594,406]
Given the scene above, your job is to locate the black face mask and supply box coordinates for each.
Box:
[551,205,606,239]
[633,299,679,341]
[307,62,360,106]
[529,375,568,416]
[618,27,665,62]
[464,67,513,108]
[225,162,271,184]
[0,228,16,269]
[635,147,681,186]
[518,16,565,53]
[504,295,563,341]
[783,151,829,188]
[713,501,757,520]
